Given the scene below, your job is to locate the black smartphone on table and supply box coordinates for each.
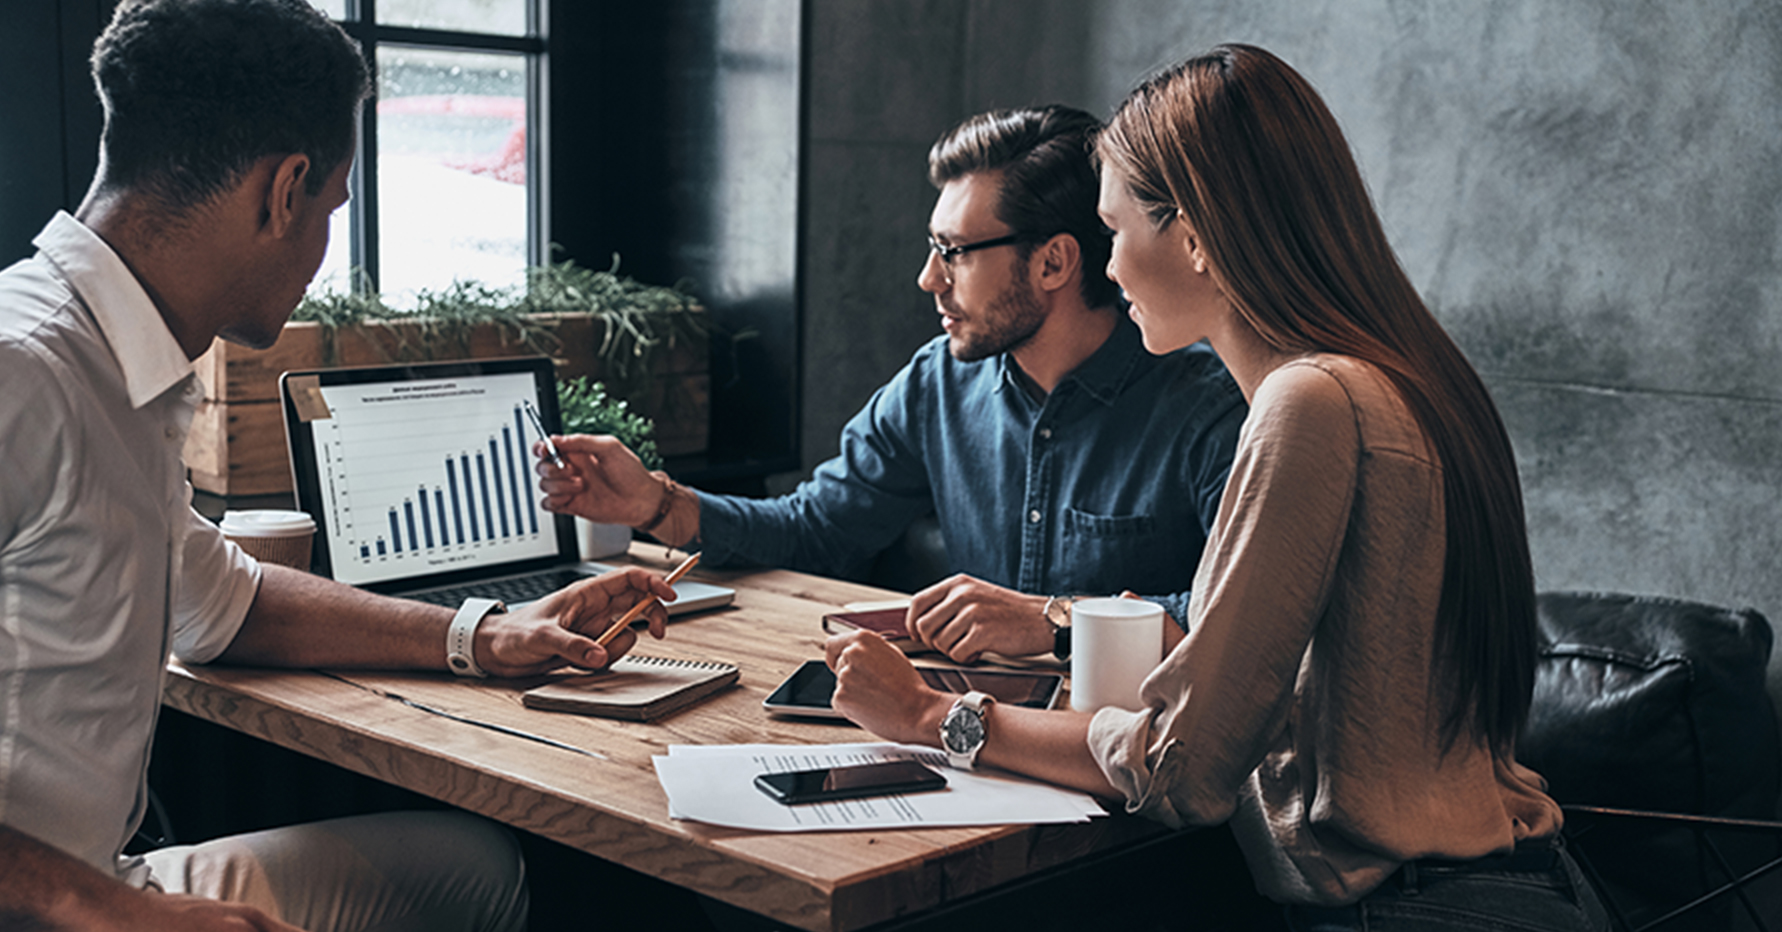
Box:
[753,760,948,805]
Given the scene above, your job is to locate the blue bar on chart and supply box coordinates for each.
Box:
[447,458,466,544]
[418,486,434,549]
[360,544,370,559]
[489,438,510,538]
[404,500,418,552]
[376,539,386,556]
[509,412,526,533]
[434,489,448,547]
[388,509,403,553]
[462,453,480,542]
[477,453,495,539]
[504,424,522,534]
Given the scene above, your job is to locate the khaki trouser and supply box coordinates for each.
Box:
[143,811,527,932]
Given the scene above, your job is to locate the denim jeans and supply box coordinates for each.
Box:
[1284,843,1611,932]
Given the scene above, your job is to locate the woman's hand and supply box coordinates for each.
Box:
[825,630,955,746]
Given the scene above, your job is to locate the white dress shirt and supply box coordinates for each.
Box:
[0,211,261,883]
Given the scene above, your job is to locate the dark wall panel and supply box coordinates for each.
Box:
[1,1,108,265]
[550,0,803,484]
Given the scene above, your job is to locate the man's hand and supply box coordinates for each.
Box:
[906,574,1053,663]
[474,566,675,676]
[0,825,305,932]
[534,435,661,527]
[119,893,305,932]
[826,630,954,745]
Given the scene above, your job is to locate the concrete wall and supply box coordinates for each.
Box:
[800,1,1782,702]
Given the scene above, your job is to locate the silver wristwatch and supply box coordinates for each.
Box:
[940,690,995,769]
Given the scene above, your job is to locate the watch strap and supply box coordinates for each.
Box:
[943,690,995,769]
[448,597,505,678]
[1043,595,1073,660]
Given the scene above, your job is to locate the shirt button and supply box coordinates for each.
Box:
[1028,510,1042,524]
[1039,427,1052,440]
[164,427,177,439]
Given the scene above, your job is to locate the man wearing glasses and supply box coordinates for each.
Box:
[540,106,1245,662]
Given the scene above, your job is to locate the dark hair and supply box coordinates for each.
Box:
[1098,45,1536,754]
[91,0,371,211]
[928,106,1120,309]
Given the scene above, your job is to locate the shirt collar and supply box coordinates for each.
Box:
[34,211,194,409]
[998,314,1147,406]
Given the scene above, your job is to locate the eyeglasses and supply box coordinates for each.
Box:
[926,232,1034,283]
[927,232,1027,265]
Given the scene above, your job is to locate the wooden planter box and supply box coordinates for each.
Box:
[185,316,709,497]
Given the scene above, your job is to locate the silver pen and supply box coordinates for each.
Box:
[521,399,565,467]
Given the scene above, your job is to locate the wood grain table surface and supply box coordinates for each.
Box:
[162,543,1164,931]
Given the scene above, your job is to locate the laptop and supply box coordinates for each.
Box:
[278,356,733,616]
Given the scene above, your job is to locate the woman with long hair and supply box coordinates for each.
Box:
[827,45,1609,930]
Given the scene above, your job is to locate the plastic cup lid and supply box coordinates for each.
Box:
[219,509,317,537]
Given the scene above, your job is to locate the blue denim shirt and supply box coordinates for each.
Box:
[696,317,1246,626]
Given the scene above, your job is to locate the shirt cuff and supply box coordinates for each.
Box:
[1135,593,1193,632]
[1087,705,1187,828]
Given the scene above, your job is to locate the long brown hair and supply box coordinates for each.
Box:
[1098,44,1535,753]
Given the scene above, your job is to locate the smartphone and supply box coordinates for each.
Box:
[754,760,947,805]
[762,659,1063,718]
[821,608,910,638]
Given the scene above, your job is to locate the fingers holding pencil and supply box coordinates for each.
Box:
[470,563,682,676]
[594,553,698,647]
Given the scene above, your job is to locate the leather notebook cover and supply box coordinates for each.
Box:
[522,655,739,721]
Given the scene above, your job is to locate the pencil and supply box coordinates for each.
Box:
[593,552,701,647]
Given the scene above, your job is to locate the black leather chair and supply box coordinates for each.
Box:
[1521,592,1782,931]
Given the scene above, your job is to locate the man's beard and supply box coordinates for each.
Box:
[947,277,1047,362]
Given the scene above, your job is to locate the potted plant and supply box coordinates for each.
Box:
[556,376,662,559]
[184,255,713,498]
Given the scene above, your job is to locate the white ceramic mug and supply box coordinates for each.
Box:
[219,509,317,572]
[1069,597,1165,712]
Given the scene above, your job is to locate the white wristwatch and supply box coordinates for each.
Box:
[447,597,505,678]
[940,690,995,770]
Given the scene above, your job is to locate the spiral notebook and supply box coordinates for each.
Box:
[521,655,739,721]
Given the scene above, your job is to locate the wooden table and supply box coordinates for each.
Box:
[162,545,1166,931]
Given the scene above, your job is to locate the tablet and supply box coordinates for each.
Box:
[762,659,1063,719]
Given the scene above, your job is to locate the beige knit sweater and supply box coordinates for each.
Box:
[1087,354,1561,907]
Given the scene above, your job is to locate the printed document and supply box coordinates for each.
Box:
[653,742,1106,832]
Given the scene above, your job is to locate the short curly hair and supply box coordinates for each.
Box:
[91,0,371,210]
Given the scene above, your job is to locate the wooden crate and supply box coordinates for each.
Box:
[185,317,710,496]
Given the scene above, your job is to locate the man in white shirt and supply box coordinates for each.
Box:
[0,2,675,930]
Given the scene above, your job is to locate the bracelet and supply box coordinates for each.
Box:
[447,597,505,678]
[638,471,678,535]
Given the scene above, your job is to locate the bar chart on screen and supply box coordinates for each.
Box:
[306,372,559,582]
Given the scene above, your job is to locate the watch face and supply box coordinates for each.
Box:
[942,706,985,753]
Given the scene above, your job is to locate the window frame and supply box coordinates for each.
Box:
[327,1,548,293]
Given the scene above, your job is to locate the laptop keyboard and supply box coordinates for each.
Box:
[408,568,594,608]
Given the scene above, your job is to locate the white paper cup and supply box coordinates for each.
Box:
[219,510,317,571]
[1070,597,1165,712]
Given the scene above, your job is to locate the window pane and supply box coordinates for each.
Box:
[376,46,528,302]
[305,0,347,19]
[379,0,526,36]
[313,191,353,293]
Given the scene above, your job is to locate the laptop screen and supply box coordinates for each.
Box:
[281,357,574,590]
